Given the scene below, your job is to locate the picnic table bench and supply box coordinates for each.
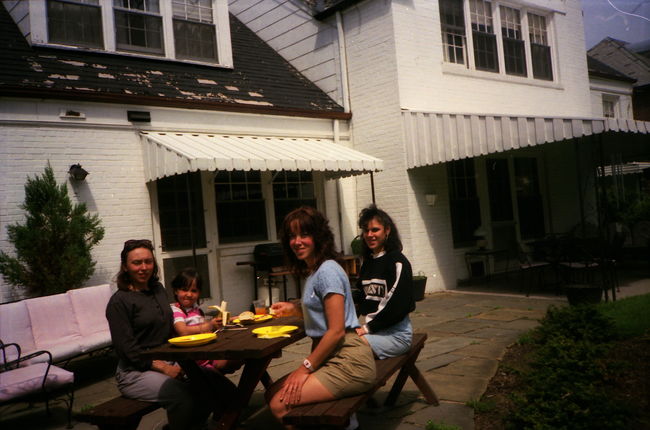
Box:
[282,332,438,428]
[76,395,160,430]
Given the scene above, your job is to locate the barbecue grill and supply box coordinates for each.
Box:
[237,243,292,304]
[253,243,285,271]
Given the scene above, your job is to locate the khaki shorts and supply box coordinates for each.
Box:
[313,331,377,398]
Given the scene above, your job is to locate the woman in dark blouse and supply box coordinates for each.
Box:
[106,239,214,430]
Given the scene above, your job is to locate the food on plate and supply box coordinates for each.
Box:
[238,311,255,321]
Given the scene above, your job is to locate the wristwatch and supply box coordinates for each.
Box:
[303,358,314,372]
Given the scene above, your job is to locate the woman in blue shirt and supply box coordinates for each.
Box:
[268,206,376,429]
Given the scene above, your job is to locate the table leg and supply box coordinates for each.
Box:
[212,356,274,430]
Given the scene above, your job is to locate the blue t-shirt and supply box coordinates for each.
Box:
[301,260,360,338]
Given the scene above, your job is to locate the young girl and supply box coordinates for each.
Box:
[267,207,376,430]
[170,268,240,373]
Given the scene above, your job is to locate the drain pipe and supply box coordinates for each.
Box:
[335,10,351,251]
[336,11,351,113]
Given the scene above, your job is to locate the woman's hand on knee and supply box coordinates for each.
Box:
[279,368,310,407]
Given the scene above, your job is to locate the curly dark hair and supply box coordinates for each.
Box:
[357,204,403,258]
[280,206,342,278]
[115,239,160,291]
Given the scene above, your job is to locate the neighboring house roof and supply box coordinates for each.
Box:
[588,37,650,87]
[0,3,348,119]
[627,40,650,58]
[587,56,636,83]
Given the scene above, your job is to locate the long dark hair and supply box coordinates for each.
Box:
[115,239,159,291]
[280,206,342,278]
[357,204,403,258]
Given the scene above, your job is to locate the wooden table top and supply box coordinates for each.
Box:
[141,316,306,361]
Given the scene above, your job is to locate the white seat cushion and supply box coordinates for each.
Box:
[0,301,40,363]
[0,363,74,402]
[67,284,113,352]
[25,294,83,362]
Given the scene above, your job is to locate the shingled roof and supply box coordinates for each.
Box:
[587,55,636,83]
[0,3,347,119]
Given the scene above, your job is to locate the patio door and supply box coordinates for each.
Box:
[486,157,546,252]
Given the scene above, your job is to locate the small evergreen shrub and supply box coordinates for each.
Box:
[0,164,104,297]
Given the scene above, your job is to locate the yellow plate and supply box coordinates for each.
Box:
[168,333,217,347]
[233,314,273,324]
[252,325,299,336]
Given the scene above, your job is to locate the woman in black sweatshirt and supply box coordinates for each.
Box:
[353,205,415,359]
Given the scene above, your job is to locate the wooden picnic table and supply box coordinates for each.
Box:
[141,315,305,430]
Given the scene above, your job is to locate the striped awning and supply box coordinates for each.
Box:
[141,132,384,182]
[402,111,650,168]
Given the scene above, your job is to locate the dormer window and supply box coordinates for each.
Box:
[48,0,104,49]
[114,0,164,55]
[172,0,217,62]
[33,0,232,67]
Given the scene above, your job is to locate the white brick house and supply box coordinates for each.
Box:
[229,0,650,291]
[0,0,382,310]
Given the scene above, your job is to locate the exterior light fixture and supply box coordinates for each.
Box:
[68,164,89,181]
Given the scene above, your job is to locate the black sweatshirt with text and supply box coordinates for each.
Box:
[353,250,415,333]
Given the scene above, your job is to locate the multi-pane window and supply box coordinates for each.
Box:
[215,171,267,244]
[500,6,526,76]
[172,0,218,62]
[602,98,616,118]
[470,0,498,72]
[440,0,466,64]
[114,0,164,54]
[448,159,481,247]
[439,0,553,81]
[44,0,224,65]
[272,171,316,234]
[528,13,553,80]
[157,172,207,252]
[48,0,104,48]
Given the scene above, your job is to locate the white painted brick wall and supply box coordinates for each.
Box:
[393,0,592,117]
[0,124,153,302]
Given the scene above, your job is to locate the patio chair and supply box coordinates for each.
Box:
[0,340,74,428]
[517,242,553,296]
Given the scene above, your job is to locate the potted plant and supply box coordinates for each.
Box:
[413,272,427,302]
[350,235,363,256]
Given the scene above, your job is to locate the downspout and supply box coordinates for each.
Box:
[335,11,351,251]
[336,11,351,113]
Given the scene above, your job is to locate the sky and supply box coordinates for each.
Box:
[582,0,650,49]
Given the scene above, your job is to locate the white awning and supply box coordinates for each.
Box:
[141,132,384,182]
[402,111,650,168]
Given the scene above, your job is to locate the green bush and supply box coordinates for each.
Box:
[507,304,629,429]
[0,164,104,297]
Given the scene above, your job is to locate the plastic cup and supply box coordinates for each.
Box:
[253,299,267,315]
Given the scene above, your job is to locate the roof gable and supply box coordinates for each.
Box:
[0,3,347,118]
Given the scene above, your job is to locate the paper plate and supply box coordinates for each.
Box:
[252,325,299,336]
[168,333,217,347]
[233,314,273,325]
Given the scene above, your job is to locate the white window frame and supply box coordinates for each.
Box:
[28,0,233,68]
[602,95,618,118]
[439,0,556,83]
[113,0,164,55]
